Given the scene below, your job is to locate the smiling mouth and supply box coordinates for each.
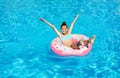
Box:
[63,31,66,33]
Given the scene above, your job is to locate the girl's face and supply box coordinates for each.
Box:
[61,25,68,34]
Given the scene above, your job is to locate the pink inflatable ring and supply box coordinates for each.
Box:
[50,34,92,56]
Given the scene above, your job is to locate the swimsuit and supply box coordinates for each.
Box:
[61,34,88,49]
[61,34,72,41]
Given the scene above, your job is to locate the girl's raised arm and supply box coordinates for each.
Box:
[40,18,62,37]
[68,14,80,34]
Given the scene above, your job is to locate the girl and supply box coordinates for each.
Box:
[40,14,96,49]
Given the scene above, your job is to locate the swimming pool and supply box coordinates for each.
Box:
[0,0,120,78]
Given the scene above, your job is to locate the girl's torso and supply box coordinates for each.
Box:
[60,34,73,47]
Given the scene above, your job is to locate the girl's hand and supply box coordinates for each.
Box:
[39,18,45,22]
[76,14,80,17]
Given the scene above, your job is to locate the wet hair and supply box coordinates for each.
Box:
[60,21,68,29]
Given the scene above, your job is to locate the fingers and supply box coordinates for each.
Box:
[75,14,80,18]
[39,18,43,20]
[77,14,80,17]
[39,18,44,22]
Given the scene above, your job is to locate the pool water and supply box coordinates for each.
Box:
[0,0,120,78]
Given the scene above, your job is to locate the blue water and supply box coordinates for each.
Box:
[0,0,120,78]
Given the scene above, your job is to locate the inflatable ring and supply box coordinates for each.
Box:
[50,34,92,56]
